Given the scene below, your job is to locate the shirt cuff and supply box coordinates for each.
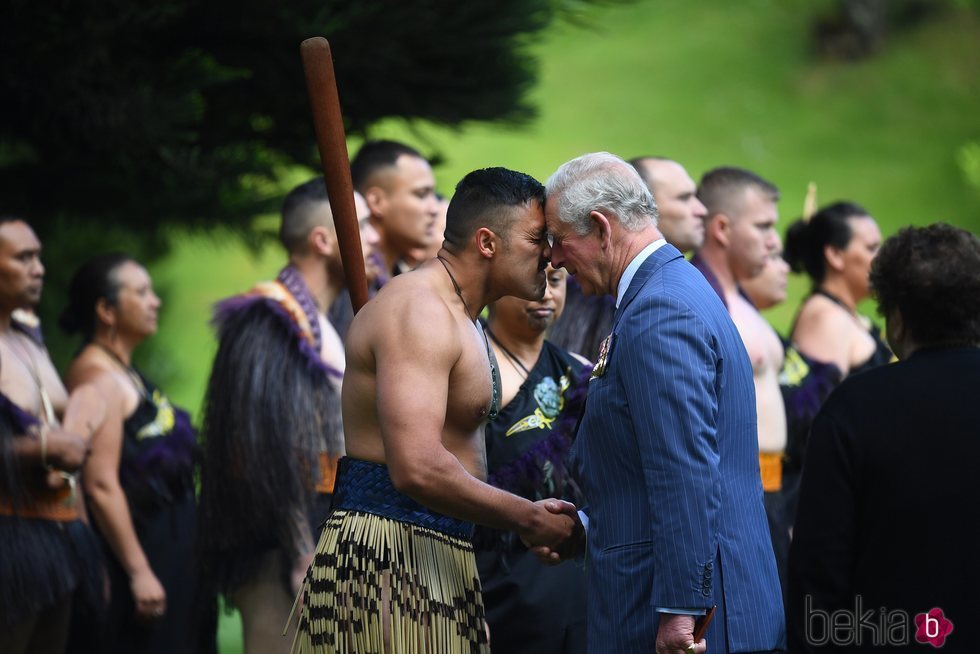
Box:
[656,607,708,615]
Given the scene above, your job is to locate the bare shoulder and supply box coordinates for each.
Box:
[352,270,462,361]
[66,352,120,398]
[794,295,851,338]
[792,295,856,370]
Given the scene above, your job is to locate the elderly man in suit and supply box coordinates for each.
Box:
[540,152,785,654]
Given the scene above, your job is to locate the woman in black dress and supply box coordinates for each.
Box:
[782,203,892,532]
[784,201,892,377]
[60,254,210,653]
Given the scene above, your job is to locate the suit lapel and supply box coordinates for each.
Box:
[573,244,685,467]
[614,243,684,325]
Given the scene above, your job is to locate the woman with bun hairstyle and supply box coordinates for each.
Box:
[784,201,892,377]
[60,254,210,653]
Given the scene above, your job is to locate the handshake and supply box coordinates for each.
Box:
[519,499,586,565]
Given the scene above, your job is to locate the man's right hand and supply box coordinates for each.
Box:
[526,499,586,564]
[45,429,89,472]
[520,499,583,560]
[656,613,707,654]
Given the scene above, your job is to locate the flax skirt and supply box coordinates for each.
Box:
[290,509,489,654]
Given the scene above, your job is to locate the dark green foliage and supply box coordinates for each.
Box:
[1,0,586,379]
[0,0,557,235]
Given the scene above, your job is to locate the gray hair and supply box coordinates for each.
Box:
[545,152,658,234]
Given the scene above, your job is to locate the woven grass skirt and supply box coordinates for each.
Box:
[290,458,489,654]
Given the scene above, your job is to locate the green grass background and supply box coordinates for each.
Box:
[144,1,979,650]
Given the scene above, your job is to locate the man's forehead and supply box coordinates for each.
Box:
[511,200,545,229]
[674,169,697,192]
[543,196,563,223]
[366,154,431,190]
[733,186,777,220]
[0,221,41,252]
[527,199,546,221]
[753,197,779,223]
[647,159,687,186]
[395,154,433,181]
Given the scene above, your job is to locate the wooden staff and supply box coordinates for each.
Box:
[300,37,369,313]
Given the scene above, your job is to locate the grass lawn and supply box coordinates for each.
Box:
[145,2,979,651]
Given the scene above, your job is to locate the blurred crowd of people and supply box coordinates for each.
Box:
[1,140,977,654]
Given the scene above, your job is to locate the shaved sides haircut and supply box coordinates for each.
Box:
[698,166,779,220]
[442,167,545,253]
[279,177,333,254]
[350,140,426,193]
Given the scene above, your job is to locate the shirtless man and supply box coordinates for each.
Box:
[292,167,578,654]
[330,141,439,339]
[0,217,94,654]
[692,166,789,588]
[351,139,440,277]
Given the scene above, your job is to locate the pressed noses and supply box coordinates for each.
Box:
[549,241,565,269]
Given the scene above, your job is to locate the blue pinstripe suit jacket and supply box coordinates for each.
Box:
[571,244,785,653]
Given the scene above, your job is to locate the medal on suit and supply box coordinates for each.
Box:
[591,333,614,380]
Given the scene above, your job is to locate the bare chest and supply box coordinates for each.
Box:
[0,340,68,421]
[730,298,784,374]
[446,324,496,431]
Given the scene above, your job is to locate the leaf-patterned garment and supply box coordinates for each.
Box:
[484,340,589,503]
[119,371,198,510]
